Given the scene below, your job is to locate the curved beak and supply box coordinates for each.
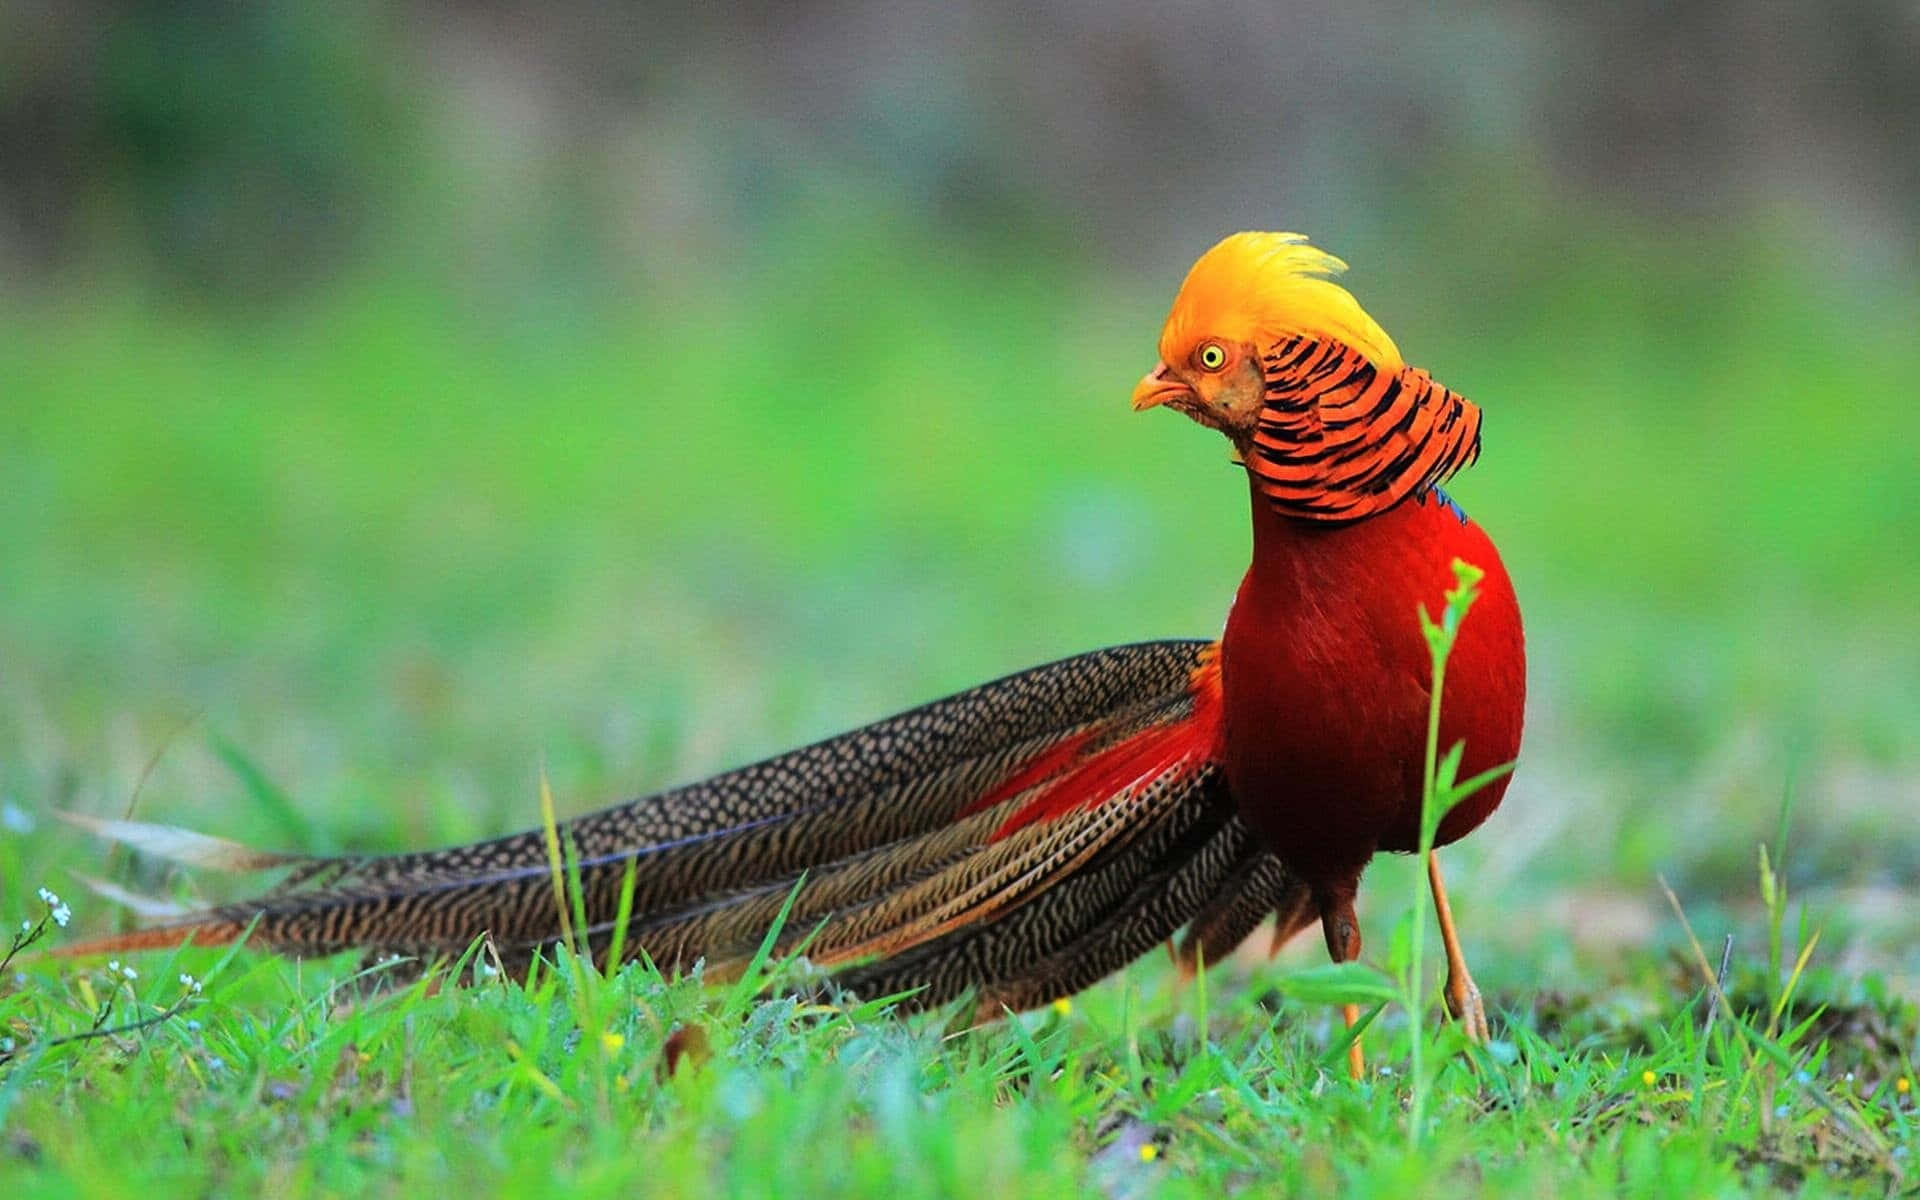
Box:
[1131,361,1192,412]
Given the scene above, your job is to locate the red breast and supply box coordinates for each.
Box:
[1220,480,1526,893]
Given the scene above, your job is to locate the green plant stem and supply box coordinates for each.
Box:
[1405,559,1487,1146]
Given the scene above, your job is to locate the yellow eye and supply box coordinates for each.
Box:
[1196,343,1227,371]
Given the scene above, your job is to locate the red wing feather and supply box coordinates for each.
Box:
[969,647,1224,840]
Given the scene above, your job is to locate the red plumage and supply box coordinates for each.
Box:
[1223,481,1525,906]
[973,646,1223,839]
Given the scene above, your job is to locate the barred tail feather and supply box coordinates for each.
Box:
[1170,851,1310,980]
[62,640,1287,1012]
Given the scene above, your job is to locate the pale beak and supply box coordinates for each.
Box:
[1131,361,1192,412]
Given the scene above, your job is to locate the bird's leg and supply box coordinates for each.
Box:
[1319,893,1365,1081]
[1426,850,1489,1042]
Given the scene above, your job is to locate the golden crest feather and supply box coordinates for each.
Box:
[1159,232,1403,371]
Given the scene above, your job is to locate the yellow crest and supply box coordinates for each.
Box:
[1158,232,1403,372]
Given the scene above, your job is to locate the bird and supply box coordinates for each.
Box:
[61,232,1525,1070]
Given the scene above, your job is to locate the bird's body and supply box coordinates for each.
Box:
[63,233,1525,1051]
[1223,477,1524,902]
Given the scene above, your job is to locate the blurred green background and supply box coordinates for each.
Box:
[2,1,1916,988]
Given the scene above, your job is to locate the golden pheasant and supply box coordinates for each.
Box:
[64,233,1525,1064]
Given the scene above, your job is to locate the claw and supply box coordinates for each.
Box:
[1444,964,1490,1042]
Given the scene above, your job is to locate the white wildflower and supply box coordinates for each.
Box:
[178,973,202,994]
[36,887,59,907]
[51,903,71,928]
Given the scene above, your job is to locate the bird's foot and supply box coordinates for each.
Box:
[1443,966,1490,1044]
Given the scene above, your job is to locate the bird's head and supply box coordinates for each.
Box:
[1131,231,1402,443]
[1131,232,1483,524]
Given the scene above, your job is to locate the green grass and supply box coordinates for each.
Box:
[2,228,1916,1194]
[0,864,1911,1196]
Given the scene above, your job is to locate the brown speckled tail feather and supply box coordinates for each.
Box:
[67,640,1301,1012]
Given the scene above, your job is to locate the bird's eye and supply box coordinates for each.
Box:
[1196,343,1228,371]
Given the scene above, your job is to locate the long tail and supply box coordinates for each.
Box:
[62,641,1305,1011]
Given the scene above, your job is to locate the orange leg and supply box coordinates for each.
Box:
[1340,1003,1364,1080]
[1427,850,1489,1042]
[1320,894,1365,1081]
